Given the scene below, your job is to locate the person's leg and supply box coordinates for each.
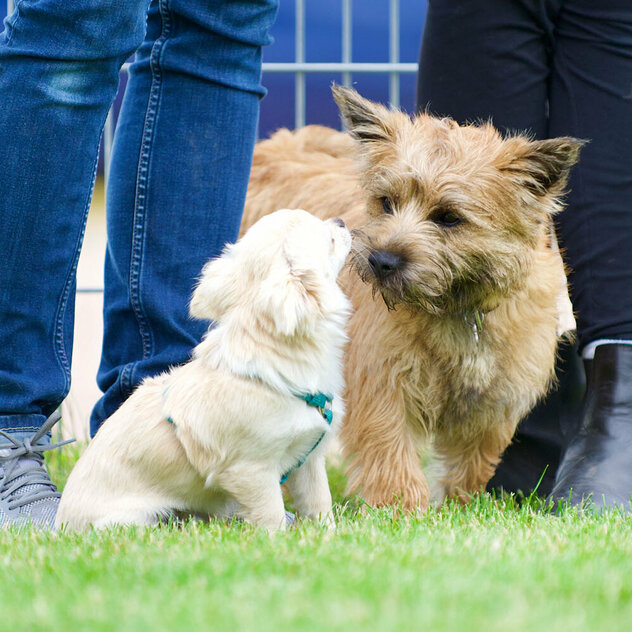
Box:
[417,0,579,496]
[546,0,632,509]
[0,0,150,526]
[91,0,279,435]
[418,0,561,136]
[548,0,632,349]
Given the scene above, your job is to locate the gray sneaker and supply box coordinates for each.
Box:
[0,411,74,529]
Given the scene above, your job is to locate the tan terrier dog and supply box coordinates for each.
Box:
[243,86,582,511]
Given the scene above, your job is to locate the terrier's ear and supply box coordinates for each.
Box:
[332,84,396,144]
[501,136,586,197]
[189,247,239,323]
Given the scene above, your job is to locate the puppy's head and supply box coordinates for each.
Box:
[332,85,584,315]
[190,209,351,337]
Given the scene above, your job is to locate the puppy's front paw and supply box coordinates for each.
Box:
[320,511,336,532]
[297,505,336,529]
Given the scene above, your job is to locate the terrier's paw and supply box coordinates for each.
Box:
[362,483,430,513]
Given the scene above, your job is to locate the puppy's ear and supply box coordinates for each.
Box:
[189,248,239,322]
[332,84,396,144]
[256,260,319,338]
[500,136,585,198]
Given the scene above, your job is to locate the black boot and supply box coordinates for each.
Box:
[549,344,632,511]
[487,336,586,497]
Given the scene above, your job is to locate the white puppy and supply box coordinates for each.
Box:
[56,209,351,532]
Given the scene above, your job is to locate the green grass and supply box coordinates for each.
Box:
[1,448,631,632]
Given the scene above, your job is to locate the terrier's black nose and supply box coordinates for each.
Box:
[332,217,346,228]
[368,249,402,281]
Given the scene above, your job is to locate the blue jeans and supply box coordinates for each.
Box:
[0,0,278,438]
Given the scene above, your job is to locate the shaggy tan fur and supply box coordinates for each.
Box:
[243,87,582,510]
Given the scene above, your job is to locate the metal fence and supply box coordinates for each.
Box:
[265,0,418,125]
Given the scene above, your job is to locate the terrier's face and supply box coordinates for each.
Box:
[333,86,583,316]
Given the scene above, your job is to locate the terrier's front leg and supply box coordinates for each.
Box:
[435,421,517,502]
[285,451,334,528]
[342,397,430,512]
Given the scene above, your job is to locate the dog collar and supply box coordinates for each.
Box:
[293,391,333,424]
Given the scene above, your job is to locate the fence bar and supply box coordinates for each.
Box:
[389,0,400,108]
[7,0,14,15]
[294,0,306,128]
[341,0,352,88]
[263,62,417,73]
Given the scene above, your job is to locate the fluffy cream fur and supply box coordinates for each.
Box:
[56,209,351,531]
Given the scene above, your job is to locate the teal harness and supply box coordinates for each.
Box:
[164,388,334,485]
[280,391,333,484]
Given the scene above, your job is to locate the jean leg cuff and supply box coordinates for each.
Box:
[0,413,48,437]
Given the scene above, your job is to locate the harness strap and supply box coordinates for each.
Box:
[280,391,333,484]
[163,386,334,484]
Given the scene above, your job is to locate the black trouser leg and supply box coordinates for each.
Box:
[546,0,632,347]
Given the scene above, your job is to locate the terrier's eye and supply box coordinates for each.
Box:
[434,210,462,227]
[381,197,394,214]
